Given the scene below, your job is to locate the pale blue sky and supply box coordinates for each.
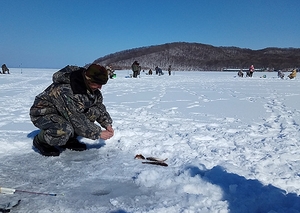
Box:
[1,0,299,68]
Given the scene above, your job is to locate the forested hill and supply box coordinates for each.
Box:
[93,42,300,71]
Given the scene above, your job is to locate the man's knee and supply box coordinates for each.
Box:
[43,125,74,146]
[35,115,74,146]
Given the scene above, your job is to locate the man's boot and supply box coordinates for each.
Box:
[33,132,60,156]
[61,138,87,151]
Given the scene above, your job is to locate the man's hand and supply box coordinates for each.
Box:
[106,125,114,134]
[100,125,114,140]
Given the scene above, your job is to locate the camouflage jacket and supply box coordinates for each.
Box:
[30,65,113,140]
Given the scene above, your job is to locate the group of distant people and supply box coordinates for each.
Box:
[237,65,255,78]
[274,69,297,79]
[131,61,172,78]
[280,69,297,79]
[1,64,10,74]
[276,69,297,79]
[237,65,297,79]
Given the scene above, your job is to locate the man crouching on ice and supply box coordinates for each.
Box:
[30,64,114,156]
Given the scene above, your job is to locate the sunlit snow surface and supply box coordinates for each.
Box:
[0,68,300,213]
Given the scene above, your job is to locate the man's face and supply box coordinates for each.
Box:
[88,82,102,91]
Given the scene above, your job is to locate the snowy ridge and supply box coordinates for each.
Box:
[0,69,299,212]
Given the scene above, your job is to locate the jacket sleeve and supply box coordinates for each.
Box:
[95,102,113,128]
[84,93,113,129]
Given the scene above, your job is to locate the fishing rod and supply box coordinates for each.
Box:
[0,187,57,196]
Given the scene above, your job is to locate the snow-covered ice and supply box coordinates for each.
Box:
[0,68,300,213]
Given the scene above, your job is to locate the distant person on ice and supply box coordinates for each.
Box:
[155,66,163,76]
[277,70,284,79]
[288,69,297,79]
[30,64,114,156]
[1,64,10,74]
[246,65,255,77]
[131,61,140,78]
[168,65,172,76]
[106,65,115,79]
[238,69,244,77]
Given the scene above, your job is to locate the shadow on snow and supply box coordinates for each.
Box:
[185,165,300,213]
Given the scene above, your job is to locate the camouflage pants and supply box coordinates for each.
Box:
[31,114,75,146]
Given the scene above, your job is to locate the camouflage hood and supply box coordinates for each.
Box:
[52,65,83,84]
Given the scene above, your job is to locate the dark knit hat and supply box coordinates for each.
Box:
[85,64,108,85]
